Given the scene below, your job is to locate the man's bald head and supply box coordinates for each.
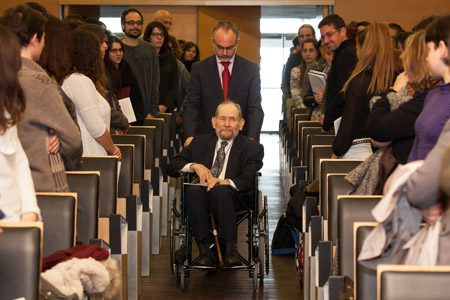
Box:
[153,10,173,31]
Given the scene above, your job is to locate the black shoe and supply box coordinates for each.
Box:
[223,242,242,267]
[196,243,217,268]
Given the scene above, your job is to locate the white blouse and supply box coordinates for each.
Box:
[62,73,111,156]
[0,124,40,222]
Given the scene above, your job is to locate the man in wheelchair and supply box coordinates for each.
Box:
[167,101,264,268]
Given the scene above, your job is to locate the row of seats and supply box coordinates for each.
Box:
[279,105,450,300]
[0,112,183,300]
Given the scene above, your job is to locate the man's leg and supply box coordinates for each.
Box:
[184,185,216,267]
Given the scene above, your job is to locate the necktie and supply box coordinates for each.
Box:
[221,62,231,101]
[210,141,228,178]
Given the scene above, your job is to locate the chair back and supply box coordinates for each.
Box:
[112,134,146,182]
[157,112,175,149]
[307,135,335,180]
[36,193,77,256]
[301,127,323,164]
[143,118,164,158]
[0,222,42,300]
[296,120,321,155]
[77,156,118,217]
[116,144,135,197]
[326,174,353,243]
[338,197,380,279]
[128,126,156,169]
[355,223,378,300]
[310,145,333,182]
[66,171,100,244]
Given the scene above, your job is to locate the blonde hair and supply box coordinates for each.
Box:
[343,22,395,95]
[401,30,439,92]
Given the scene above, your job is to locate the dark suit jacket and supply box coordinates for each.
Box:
[167,133,264,195]
[183,54,264,140]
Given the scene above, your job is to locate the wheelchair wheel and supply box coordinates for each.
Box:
[258,243,264,282]
[263,196,270,275]
[252,263,258,291]
[180,266,186,291]
[170,196,176,274]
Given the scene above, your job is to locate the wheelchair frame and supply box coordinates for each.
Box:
[169,173,269,291]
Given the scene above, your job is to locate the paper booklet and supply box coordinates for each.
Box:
[308,71,327,95]
[118,97,137,123]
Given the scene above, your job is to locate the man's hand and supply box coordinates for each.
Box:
[206,178,230,191]
[184,136,194,147]
[422,203,442,226]
[147,113,155,118]
[48,134,60,154]
[190,163,212,184]
[20,212,38,222]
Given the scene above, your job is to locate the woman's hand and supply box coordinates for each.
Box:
[371,139,392,148]
[422,203,442,226]
[331,153,340,159]
[314,91,324,104]
[20,212,38,222]
[48,134,60,154]
[392,72,409,92]
[109,146,122,161]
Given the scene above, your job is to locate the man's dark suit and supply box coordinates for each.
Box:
[183,55,264,141]
[166,133,264,243]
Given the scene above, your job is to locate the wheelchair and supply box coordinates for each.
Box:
[169,173,269,291]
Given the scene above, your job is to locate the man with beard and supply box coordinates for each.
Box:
[183,21,264,146]
[120,8,159,118]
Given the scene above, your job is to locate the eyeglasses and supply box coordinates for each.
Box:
[110,48,123,54]
[214,44,237,53]
[320,29,340,41]
[151,32,165,38]
[125,20,142,26]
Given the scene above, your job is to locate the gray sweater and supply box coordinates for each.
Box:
[18,58,81,192]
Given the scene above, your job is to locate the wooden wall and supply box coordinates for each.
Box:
[334,0,450,31]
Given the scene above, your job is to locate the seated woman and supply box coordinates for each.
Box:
[301,43,333,121]
[181,41,200,72]
[62,29,121,159]
[0,25,40,222]
[289,38,319,109]
[143,21,178,114]
[332,23,395,159]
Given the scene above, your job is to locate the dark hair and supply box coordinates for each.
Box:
[25,2,47,14]
[212,21,239,40]
[292,36,300,47]
[181,41,200,63]
[299,38,319,86]
[299,24,315,37]
[85,17,105,28]
[0,25,25,134]
[319,14,346,30]
[2,4,45,47]
[63,14,85,31]
[38,14,71,85]
[425,15,450,48]
[413,15,438,32]
[121,8,143,25]
[105,35,123,93]
[77,23,105,41]
[167,35,182,59]
[395,31,413,50]
[356,21,370,28]
[388,23,404,34]
[68,29,106,97]
[143,21,169,54]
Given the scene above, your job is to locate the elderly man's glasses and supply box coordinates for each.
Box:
[125,20,142,26]
[214,44,237,53]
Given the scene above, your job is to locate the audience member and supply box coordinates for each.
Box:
[332,22,395,159]
[3,5,81,192]
[120,8,160,118]
[153,9,173,31]
[396,31,413,51]
[281,24,316,99]
[37,14,83,170]
[143,21,179,113]
[25,1,47,14]
[0,24,41,222]
[388,23,404,39]
[167,35,182,60]
[319,14,358,133]
[289,38,319,109]
[301,43,333,121]
[62,29,121,159]
[63,14,85,31]
[181,41,200,72]
[183,21,264,145]
[406,16,450,162]
[105,35,146,125]
[356,21,370,32]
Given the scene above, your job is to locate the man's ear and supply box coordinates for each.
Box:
[211,117,217,129]
[239,118,245,131]
[339,27,347,38]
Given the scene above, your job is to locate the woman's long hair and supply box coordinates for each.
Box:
[104,35,123,94]
[402,30,439,92]
[343,22,395,95]
[143,21,169,54]
[0,25,25,134]
[298,38,319,89]
[38,14,71,85]
[67,29,107,97]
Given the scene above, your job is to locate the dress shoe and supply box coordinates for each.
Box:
[223,242,242,267]
[196,242,217,268]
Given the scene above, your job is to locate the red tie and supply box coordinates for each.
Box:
[221,62,230,101]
